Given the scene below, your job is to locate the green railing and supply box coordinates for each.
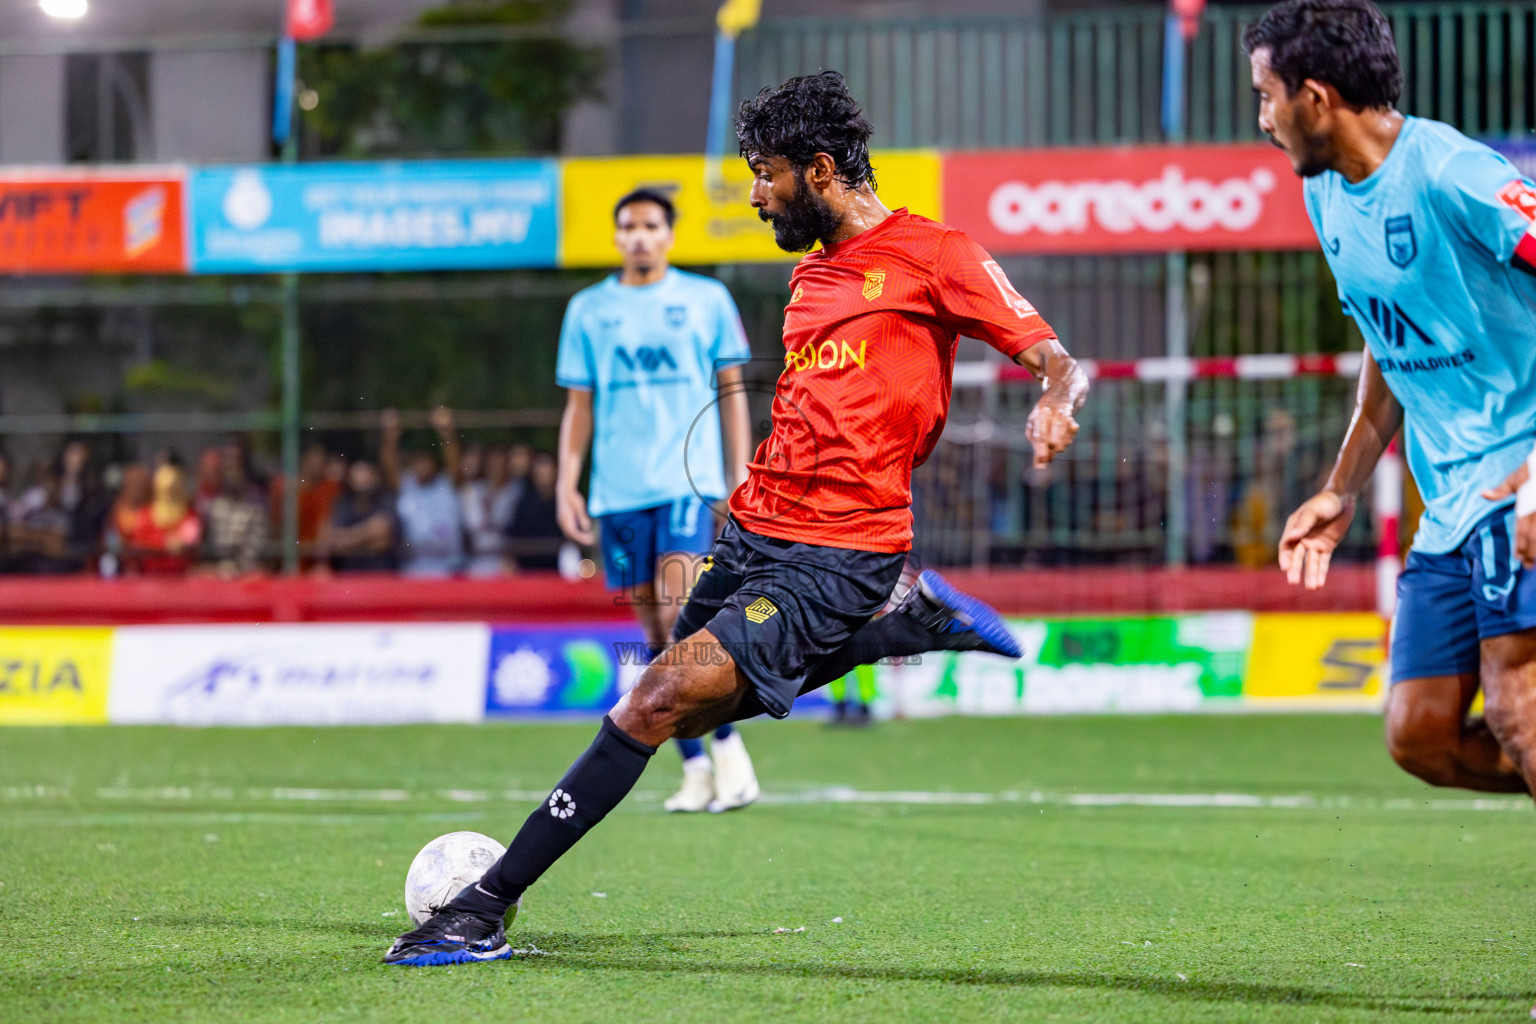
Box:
[737,3,1536,148]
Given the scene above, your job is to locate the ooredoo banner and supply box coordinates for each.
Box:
[0,171,187,273]
[943,145,1317,255]
[107,624,490,726]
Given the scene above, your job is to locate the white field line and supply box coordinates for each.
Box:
[0,785,1529,813]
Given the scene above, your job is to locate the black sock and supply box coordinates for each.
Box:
[804,612,934,692]
[453,715,656,919]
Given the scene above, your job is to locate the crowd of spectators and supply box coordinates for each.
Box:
[0,409,570,578]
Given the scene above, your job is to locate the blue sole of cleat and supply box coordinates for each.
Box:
[388,945,512,967]
[918,570,1023,659]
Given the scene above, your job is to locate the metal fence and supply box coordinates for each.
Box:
[737,3,1536,148]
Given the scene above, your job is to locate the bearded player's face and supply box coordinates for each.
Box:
[748,153,841,253]
[1250,47,1332,179]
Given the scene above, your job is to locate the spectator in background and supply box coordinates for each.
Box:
[381,407,465,577]
[59,440,111,570]
[461,445,519,577]
[104,463,152,571]
[192,447,223,520]
[124,461,201,576]
[298,443,344,564]
[506,451,565,571]
[203,443,270,576]
[319,457,398,573]
[0,451,11,558]
[4,465,76,574]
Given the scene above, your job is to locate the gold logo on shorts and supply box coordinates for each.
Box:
[744,597,779,624]
[862,269,885,301]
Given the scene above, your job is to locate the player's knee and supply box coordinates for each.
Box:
[1482,689,1536,771]
[613,663,699,741]
[1384,696,1460,786]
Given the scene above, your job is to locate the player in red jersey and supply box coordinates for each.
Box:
[385,71,1087,966]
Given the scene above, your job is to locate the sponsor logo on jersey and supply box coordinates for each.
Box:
[862,269,886,301]
[665,304,688,328]
[1384,214,1416,268]
[1497,179,1536,222]
[982,260,1037,317]
[783,338,868,373]
[1347,294,1434,348]
[744,597,779,623]
[614,345,679,373]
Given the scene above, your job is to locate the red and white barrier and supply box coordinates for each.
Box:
[951,351,1363,387]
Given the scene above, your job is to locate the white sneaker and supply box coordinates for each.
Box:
[706,731,760,813]
[663,755,714,813]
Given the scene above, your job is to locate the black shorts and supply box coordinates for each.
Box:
[670,518,906,720]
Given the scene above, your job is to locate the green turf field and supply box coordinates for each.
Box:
[1,715,1532,1023]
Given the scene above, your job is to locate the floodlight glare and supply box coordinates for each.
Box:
[40,0,88,19]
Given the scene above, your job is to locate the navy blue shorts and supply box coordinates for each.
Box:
[1392,505,1536,682]
[670,518,905,720]
[598,497,716,590]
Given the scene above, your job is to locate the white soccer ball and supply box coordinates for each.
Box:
[403,831,507,925]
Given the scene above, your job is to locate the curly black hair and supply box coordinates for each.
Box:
[1243,0,1401,110]
[735,71,877,191]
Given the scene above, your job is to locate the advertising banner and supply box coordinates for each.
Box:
[0,171,186,274]
[883,613,1253,716]
[1490,139,1536,180]
[559,150,941,267]
[189,160,559,273]
[107,624,489,725]
[943,145,1316,255]
[1244,613,1387,708]
[0,627,114,725]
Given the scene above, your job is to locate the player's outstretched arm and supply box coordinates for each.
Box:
[1481,446,1536,568]
[1279,349,1402,590]
[556,388,597,546]
[1016,339,1087,468]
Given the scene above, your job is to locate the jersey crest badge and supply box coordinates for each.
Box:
[791,285,804,303]
[1384,215,1417,268]
[1497,179,1536,222]
[665,305,688,328]
[862,270,885,301]
[744,597,778,624]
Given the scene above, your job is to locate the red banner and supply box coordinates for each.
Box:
[943,145,1317,255]
[0,171,187,274]
[287,0,335,41]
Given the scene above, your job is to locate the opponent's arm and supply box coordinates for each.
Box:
[1279,348,1402,590]
[716,365,752,493]
[1014,339,1088,468]
[556,388,597,546]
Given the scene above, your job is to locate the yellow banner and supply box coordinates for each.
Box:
[0,627,114,725]
[559,151,942,268]
[1245,613,1387,706]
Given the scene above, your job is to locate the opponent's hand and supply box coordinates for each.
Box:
[1278,490,1356,590]
[1483,461,1536,568]
[1025,398,1080,468]
[556,488,596,546]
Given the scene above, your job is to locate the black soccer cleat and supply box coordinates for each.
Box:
[383,903,515,967]
[896,569,1023,658]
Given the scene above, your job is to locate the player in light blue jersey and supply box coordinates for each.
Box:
[1248,0,1536,799]
[555,188,761,813]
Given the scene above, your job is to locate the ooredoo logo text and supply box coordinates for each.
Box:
[987,165,1277,237]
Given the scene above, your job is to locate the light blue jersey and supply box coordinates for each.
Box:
[556,268,751,517]
[1305,116,1536,554]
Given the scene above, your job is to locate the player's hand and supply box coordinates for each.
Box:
[1483,461,1536,568]
[556,488,597,546]
[1278,490,1356,590]
[1025,398,1080,468]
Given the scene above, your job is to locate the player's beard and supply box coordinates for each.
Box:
[760,170,843,253]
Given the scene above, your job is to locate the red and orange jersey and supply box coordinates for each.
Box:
[730,209,1057,553]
